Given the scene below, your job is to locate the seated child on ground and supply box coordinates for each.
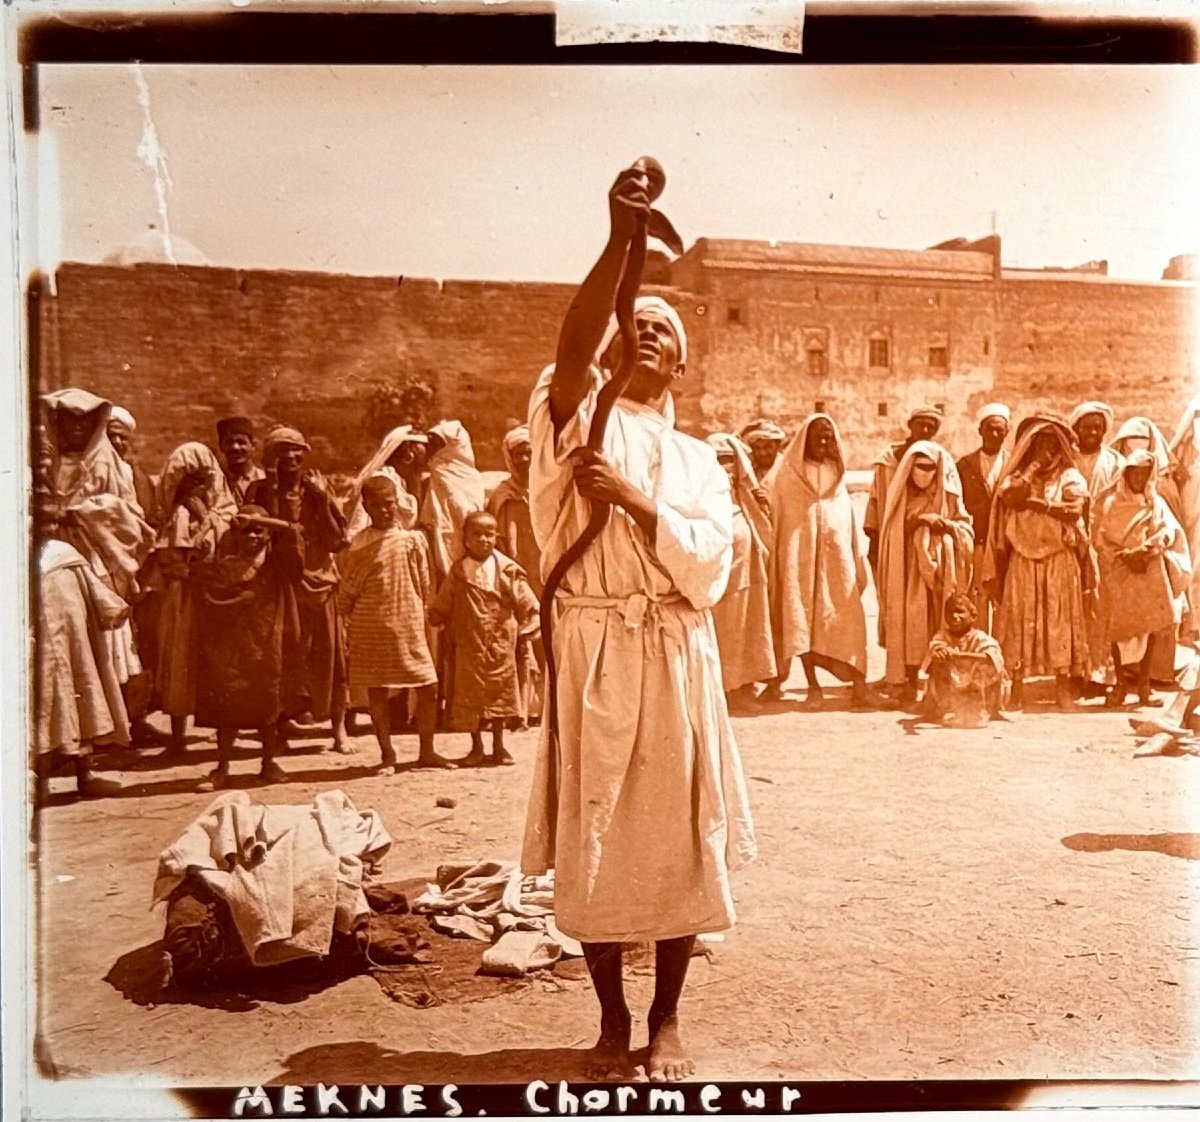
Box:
[338,475,454,774]
[921,592,1007,728]
[428,510,539,767]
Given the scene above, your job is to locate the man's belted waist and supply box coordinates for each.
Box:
[559,592,686,631]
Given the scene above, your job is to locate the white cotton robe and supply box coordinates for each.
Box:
[769,415,870,673]
[521,365,757,944]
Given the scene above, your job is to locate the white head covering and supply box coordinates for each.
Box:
[596,295,688,370]
[1111,415,1171,474]
[1069,401,1115,431]
[108,405,136,432]
[706,432,770,556]
[345,424,426,534]
[976,403,1011,425]
[501,424,531,475]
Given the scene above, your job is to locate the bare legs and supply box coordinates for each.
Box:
[799,652,872,709]
[582,943,631,1080]
[1110,636,1158,708]
[462,718,511,767]
[580,937,696,1082]
[369,684,454,770]
[197,726,282,792]
[366,688,399,774]
[647,936,697,1081]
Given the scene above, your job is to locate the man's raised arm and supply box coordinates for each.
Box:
[548,165,651,434]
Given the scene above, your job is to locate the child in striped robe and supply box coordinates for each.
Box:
[338,475,455,773]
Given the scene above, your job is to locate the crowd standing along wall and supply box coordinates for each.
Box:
[33,235,1197,475]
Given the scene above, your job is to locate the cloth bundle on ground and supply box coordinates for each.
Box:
[411,859,583,975]
[152,789,392,975]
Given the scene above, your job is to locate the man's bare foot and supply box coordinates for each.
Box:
[490,748,515,766]
[647,1014,694,1082]
[799,688,825,712]
[416,754,459,770]
[584,1015,632,1082]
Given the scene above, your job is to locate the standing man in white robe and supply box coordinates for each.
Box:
[522,163,756,1083]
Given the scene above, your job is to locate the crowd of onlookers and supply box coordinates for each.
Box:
[32,384,1200,800]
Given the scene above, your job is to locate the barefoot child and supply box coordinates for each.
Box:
[338,475,454,773]
[191,507,303,791]
[921,592,1007,728]
[428,510,539,766]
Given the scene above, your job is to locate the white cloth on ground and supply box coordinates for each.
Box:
[152,789,392,967]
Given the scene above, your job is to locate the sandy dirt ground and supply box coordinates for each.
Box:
[28,647,1200,1092]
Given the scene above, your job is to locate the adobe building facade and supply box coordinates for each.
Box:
[32,233,1197,472]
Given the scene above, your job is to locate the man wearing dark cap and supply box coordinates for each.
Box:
[217,416,265,506]
[864,405,944,573]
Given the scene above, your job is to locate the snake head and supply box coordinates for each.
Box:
[647,209,685,258]
[632,157,685,257]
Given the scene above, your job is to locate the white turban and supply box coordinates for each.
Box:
[976,402,1011,424]
[1068,401,1114,431]
[108,405,136,432]
[596,295,688,370]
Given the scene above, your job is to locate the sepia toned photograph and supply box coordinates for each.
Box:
[9,22,1200,1117]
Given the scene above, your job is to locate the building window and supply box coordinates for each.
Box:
[928,345,948,368]
[982,335,991,356]
[868,337,890,368]
[815,400,827,413]
[727,303,744,325]
[806,339,828,378]
[878,402,889,418]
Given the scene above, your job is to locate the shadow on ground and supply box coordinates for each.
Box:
[103,940,363,1012]
[269,1039,645,1085]
[1061,832,1200,860]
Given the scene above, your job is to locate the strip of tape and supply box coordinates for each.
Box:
[555,0,805,53]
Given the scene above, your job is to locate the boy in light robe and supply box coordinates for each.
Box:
[768,414,873,709]
[706,433,776,705]
[339,476,452,773]
[985,416,1091,711]
[1110,416,1185,524]
[920,592,1006,728]
[34,492,128,801]
[1092,450,1191,708]
[489,424,545,725]
[429,511,538,767]
[522,162,755,1083]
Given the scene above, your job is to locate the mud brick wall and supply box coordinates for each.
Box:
[35,257,1197,474]
[38,263,708,475]
[995,276,1198,433]
[670,268,999,461]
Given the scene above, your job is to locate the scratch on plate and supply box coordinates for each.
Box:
[132,63,177,265]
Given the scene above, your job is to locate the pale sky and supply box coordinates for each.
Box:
[35,63,1200,283]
